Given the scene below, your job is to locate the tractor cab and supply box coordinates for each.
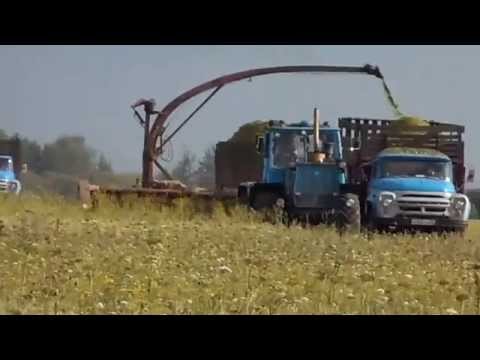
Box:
[256,118,344,185]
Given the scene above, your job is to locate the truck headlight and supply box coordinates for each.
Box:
[450,196,467,214]
[453,197,466,211]
[379,192,395,207]
[8,181,17,192]
[7,180,21,194]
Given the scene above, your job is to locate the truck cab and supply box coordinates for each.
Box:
[0,155,21,194]
[365,148,470,232]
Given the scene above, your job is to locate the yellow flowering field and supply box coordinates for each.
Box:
[1,193,479,315]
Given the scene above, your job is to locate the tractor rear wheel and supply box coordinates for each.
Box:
[336,193,361,234]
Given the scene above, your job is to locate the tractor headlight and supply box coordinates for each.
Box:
[346,198,356,208]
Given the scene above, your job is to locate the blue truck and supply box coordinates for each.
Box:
[340,118,473,233]
[0,137,22,194]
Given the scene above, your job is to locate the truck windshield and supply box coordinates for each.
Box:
[272,132,307,168]
[0,158,12,172]
[378,159,452,181]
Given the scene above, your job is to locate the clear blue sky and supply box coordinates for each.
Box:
[0,45,479,185]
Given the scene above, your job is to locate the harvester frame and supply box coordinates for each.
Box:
[81,63,400,206]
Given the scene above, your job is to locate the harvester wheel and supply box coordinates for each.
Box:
[336,193,361,234]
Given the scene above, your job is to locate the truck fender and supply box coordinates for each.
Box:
[12,180,21,195]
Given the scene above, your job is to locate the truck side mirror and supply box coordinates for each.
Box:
[467,169,475,183]
[255,135,264,154]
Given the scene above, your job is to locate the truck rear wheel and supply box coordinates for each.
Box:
[336,193,361,234]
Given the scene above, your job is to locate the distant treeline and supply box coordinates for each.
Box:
[0,129,112,176]
[0,129,124,198]
[0,129,216,198]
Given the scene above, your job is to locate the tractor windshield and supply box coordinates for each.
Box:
[377,159,452,181]
[272,132,307,168]
[307,131,340,160]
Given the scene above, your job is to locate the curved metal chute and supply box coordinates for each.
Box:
[145,64,393,186]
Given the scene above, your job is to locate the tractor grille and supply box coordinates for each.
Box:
[396,192,450,216]
[294,194,336,209]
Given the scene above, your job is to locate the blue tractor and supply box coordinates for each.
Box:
[238,109,361,232]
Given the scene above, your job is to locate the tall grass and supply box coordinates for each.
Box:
[0,193,479,314]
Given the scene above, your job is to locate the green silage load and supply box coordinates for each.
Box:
[228,120,270,143]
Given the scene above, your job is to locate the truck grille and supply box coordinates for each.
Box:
[396,192,450,216]
[0,181,7,192]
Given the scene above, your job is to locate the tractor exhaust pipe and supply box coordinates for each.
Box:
[313,108,320,152]
[308,108,325,163]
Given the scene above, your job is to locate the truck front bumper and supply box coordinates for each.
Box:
[0,180,21,194]
[373,216,467,232]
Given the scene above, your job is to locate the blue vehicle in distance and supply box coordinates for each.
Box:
[0,138,22,195]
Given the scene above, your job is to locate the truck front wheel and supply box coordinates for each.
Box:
[336,193,361,234]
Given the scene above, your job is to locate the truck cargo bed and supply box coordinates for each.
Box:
[339,117,466,192]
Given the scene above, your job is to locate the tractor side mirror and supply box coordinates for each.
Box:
[467,169,475,183]
[255,135,264,154]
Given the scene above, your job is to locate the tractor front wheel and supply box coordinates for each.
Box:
[251,190,286,224]
[336,193,361,234]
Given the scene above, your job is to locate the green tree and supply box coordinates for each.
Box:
[172,149,197,185]
[193,145,215,189]
[40,136,96,176]
[97,153,113,173]
[20,138,43,173]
